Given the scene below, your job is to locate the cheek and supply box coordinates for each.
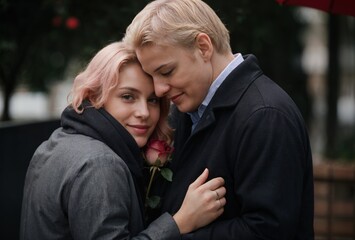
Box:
[180,63,209,89]
[150,108,161,125]
[106,107,128,126]
[195,63,213,89]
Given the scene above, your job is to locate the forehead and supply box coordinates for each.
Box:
[137,44,174,58]
[136,45,174,71]
[119,63,152,84]
[136,44,194,71]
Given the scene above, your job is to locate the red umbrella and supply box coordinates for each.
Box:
[276,0,355,17]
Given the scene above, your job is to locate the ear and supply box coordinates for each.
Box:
[195,33,213,61]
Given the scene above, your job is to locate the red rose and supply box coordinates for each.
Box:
[145,139,174,166]
[144,139,174,208]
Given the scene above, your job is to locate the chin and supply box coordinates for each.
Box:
[135,138,148,148]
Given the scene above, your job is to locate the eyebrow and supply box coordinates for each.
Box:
[118,87,139,92]
[118,87,157,98]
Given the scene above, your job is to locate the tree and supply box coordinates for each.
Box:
[207,0,311,124]
[0,0,147,121]
[325,15,340,157]
[1,0,309,125]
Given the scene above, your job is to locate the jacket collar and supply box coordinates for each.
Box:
[193,54,263,134]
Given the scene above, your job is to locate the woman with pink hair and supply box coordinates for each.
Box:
[20,41,226,240]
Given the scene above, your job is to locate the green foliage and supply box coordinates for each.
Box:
[0,0,148,108]
[206,0,311,123]
[146,195,161,209]
[329,132,355,161]
[160,168,173,182]
[1,0,310,123]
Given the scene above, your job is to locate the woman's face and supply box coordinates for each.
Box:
[104,62,161,148]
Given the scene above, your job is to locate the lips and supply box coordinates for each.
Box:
[128,125,150,135]
[170,93,183,104]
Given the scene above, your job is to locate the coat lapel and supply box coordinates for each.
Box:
[193,54,264,134]
[172,54,264,170]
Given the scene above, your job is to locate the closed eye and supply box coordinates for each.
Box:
[161,69,173,77]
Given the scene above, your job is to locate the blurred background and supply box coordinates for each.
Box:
[1,0,354,239]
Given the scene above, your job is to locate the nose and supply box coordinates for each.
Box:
[135,101,150,119]
[154,79,170,97]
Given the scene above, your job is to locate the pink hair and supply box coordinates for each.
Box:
[68,41,173,144]
[69,42,135,111]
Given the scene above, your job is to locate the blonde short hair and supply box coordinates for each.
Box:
[124,0,231,54]
[68,41,173,143]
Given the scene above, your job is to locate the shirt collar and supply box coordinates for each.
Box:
[188,53,244,120]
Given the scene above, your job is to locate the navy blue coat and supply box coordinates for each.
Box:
[162,54,314,239]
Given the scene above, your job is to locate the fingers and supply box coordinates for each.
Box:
[214,185,226,199]
[199,176,225,192]
[213,188,226,210]
[189,169,226,202]
[214,190,220,200]
[189,168,209,189]
[189,169,224,192]
[218,197,227,208]
[174,170,227,234]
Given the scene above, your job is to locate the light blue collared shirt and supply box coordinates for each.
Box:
[188,53,244,132]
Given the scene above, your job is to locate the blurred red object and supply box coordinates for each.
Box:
[52,16,62,27]
[66,17,80,30]
[276,0,355,17]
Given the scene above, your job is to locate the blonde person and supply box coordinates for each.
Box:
[20,41,226,240]
[124,0,314,239]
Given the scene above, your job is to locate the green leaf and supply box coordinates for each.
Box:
[160,168,173,182]
[146,196,161,209]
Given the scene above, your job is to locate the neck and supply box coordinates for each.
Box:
[211,52,235,81]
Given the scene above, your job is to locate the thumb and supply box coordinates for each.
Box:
[189,168,209,190]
